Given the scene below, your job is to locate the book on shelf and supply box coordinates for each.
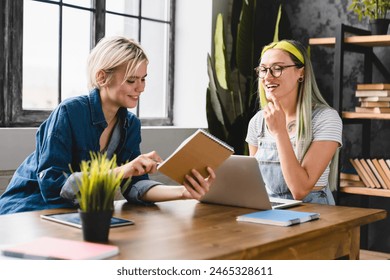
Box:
[157,129,234,184]
[359,96,390,102]
[371,159,390,190]
[366,159,387,189]
[360,101,390,108]
[360,159,381,188]
[349,158,371,187]
[357,83,390,90]
[379,159,390,185]
[340,172,361,182]
[355,90,390,97]
[340,179,366,188]
[236,209,320,227]
[1,236,119,260]
[355,107,390,113]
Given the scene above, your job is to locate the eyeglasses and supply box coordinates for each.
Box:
[254,64,298,79]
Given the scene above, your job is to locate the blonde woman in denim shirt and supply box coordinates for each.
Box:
[0,37,215,214]
[246,40,342,205]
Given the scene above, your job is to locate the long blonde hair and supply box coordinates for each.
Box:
[258,40,339,191]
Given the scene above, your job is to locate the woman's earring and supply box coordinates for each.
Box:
[298,76,304,83]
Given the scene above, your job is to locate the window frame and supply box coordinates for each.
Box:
[0,0,175,127]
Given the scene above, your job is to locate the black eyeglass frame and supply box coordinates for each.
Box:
[254,64,299,79]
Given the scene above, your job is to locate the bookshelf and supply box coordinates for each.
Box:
[309,34,390,47]
[310,24,390,250]
[310,24,390,198]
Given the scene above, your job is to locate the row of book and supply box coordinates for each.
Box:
[344,158,390,189]
[354,83,390,114]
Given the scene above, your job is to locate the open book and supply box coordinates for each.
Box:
[157,129,234,184]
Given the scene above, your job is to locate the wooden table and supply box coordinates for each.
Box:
[0,200,386,260]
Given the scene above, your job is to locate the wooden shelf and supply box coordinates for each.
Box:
[309,35,390,47]
[340,186,390,197]
[342,111,390,120]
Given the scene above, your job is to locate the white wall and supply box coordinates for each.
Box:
[173,0,230,127]
[173,0,212,127]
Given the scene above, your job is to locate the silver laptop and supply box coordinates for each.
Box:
[200,155,302,209]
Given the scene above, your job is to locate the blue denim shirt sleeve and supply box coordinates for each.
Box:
[123,179,162,205]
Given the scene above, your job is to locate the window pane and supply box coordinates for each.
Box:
[138,20,170,118]
[142,0,170,21]
[63,0,91,8]
[106,14,139,39]
[23,1,59,110]
[106,0,139,16]
[62,7,91,100]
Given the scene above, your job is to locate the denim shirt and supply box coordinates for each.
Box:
[0,89,160,214]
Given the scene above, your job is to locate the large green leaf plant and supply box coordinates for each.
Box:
[206,0,291,154]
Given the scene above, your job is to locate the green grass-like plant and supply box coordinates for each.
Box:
[74,152,130,212]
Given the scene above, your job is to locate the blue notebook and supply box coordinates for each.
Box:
[236,209,320,226]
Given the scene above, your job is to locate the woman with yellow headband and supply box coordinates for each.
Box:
[246,39,342,205]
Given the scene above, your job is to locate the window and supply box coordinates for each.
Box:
[0,0,175,127]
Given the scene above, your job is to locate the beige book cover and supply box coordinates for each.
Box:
[360,159,381,188]
[366,159,387,189]
[360,101,390,108]
[157,129,234,184]
[355,90,390,97]
[349,158,370,188]
[340,172,361,182]
[339,179,366,188]
[357,84,390,90]
[379,159,390,187]
[371,159,390,190]
[359,96,390,102]
[355,107,390,113]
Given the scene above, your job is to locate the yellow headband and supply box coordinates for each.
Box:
[261,41,304,64]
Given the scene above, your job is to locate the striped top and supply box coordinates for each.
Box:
[246,105,343,187]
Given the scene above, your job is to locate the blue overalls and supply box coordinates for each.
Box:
[254,116,335,205]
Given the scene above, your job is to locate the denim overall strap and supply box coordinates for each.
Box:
[255,113,335,205]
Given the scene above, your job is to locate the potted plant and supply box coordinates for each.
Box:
[73,152,130,243]
[348,0,390,34]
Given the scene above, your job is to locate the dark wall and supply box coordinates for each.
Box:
[284,0,390,253]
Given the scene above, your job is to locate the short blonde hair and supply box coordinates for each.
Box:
[87,36,148,90]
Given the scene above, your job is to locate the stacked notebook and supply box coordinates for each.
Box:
[354,83,390,114]
[237,209,320,227]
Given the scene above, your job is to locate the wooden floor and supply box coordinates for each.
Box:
[360,250,390,260]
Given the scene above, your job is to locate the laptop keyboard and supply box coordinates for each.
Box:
[270,201,284,207]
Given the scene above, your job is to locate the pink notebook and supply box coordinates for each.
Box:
[1,236,119,260]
